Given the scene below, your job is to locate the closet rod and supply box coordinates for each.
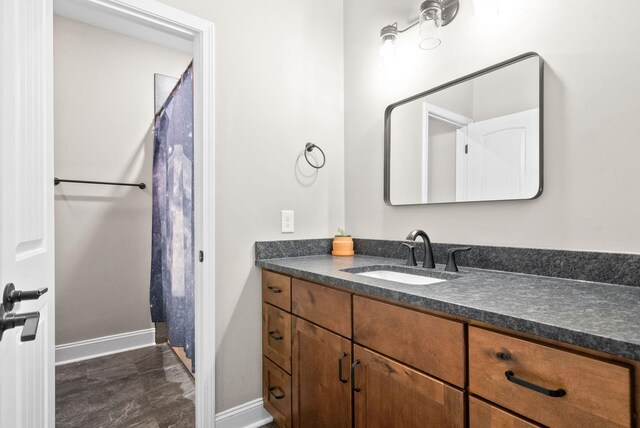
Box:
[54,177,146,189]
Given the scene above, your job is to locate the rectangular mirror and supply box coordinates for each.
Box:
[384,52,543,205]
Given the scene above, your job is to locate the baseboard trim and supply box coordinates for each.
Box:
[215,398,273,428]
[55,328,156,365]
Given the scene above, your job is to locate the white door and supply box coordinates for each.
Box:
[456,108,539,201]
[0,0,55,427]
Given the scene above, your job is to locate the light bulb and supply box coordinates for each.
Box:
[380,38,396,67]
[380,24,398,68]
[419,4,442,50]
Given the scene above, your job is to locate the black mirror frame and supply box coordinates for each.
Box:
[383,52,544,206]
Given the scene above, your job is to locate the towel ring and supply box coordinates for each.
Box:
[304,142,326,169]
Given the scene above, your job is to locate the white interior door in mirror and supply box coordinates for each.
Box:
[455,108,539,201]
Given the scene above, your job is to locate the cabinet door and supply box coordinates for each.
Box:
[292,316,352,428]
[353,345,464,428]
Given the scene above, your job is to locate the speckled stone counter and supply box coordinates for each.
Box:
[255,254,640,362]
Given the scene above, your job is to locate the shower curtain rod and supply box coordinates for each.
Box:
[54,177,146,189]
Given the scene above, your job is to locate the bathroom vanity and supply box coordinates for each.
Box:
[257,250,639,428]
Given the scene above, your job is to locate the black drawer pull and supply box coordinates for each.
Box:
[505,371,566,397]
[266,285,282,294]
[338,352,349,384]
[269,387,285,400]
[268,331,283,341]
[351,360,361,392]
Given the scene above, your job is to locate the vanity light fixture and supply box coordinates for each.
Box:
[380,0,459,63]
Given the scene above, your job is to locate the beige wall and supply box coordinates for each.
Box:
[152,0,345,412]
[345,0,640,254]
[54,16,192,345]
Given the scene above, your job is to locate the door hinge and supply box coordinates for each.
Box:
[199,251,204,262]
[464,144,468,154]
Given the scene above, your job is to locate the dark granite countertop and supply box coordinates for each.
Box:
[255,254,640,362]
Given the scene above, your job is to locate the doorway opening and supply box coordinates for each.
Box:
[51,0,215,425]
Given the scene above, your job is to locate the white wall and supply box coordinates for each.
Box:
[54,16,192,344]
[152,0,345,412]
[345,0,640,254]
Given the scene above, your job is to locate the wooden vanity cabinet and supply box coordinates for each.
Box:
[263,270,292,311]
[353,296,465,388]
[469,396,541,428]
[263,303,291,373]
[469,326,633,428]
[353,345,464,428]
[291,278,352,338]
[262,271,293,428]
[262,269,637,428]
[263,357,292,428]
[291,317,352,428]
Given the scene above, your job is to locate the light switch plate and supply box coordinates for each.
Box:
[281,210,294,233]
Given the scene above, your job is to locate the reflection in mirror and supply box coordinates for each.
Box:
[385,53,543,205]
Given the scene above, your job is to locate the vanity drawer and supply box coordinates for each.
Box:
[263,303,292,373]
[263,356,292,428]
[469,327,632,428]
[469,396,541,428]
[291,279,351,338]
[263,270,291,312]
[353,296,465,387]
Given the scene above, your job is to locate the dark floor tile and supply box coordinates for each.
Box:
[56,361,88,382]
[56,344,194,427]
[129,418,161,428]
[55,375,87,405]
[153,397,196,428]
[143,364,193,394]
[55,393,89,423]
[84,396,153,428]
[86,373,147,412]
[135,347,180,375]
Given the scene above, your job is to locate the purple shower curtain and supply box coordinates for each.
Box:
[150,63,195,371]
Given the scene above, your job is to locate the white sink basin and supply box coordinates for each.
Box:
[356,270,446,285]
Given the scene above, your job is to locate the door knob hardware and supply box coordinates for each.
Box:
[3,283,48,311]
[0,306,41,342]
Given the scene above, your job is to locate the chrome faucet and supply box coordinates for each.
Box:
[406,229,435,268]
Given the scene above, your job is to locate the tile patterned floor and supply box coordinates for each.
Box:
[56,344,195,427]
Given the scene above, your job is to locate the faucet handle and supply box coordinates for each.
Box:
[401,243,417,267]
[445,247,472,272]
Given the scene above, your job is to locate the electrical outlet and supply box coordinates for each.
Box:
[281,210,294,233]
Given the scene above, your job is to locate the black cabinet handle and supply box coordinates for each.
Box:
[338,352,349,384]
[266,286,282,294]
[268,331,283,341]
[351,360,361,392]
[269,387,285,400]
[505,371,566,397]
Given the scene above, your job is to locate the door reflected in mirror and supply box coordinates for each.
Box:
[385,53,543,205]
